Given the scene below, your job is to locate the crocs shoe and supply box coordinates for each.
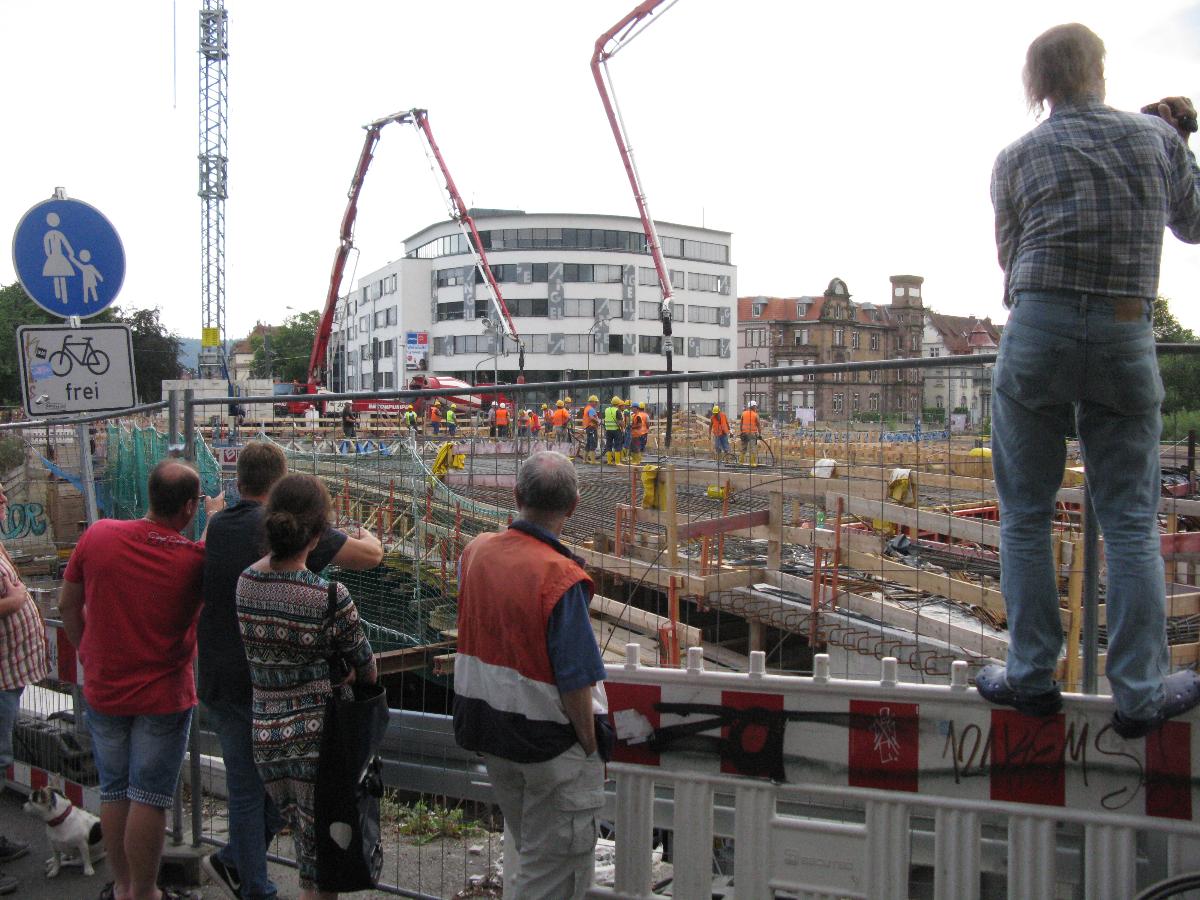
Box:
[975,664,1063,717]
[1112,670,1200,739]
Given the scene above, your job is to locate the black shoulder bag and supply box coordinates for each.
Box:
[314,580,389,892]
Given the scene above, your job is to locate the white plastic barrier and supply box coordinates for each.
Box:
[595,647,1200,899]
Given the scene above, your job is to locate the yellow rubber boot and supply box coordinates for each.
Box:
[632,452,642,466]
[749,449,758,468]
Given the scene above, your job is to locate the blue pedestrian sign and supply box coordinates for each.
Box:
[11,197,126,319]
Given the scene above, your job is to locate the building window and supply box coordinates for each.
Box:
[869,369,880,383]
[380,371,394,389]
[378,339,394,358]
[743,390,765,408]
[795,327,809,346]
[359,315,370,332]
[870,333,880,351]
[563,298,596,318]
[833,328,845,346]
[929,346,940,357]
[671,270,685,290]
[686,272,731,294]
[852,392,861,412]
[693,338,721,356]
[851,330,860,349]
[436,301,465,321]
[797,302,809,318]
[936,395,944,408]
[911,334,920,352]
[869,393,880,411]
[687,305,721,324]
[638,335,684,354]
[639,300,681,320]
[832,393,844,413]
[742,327,768,347]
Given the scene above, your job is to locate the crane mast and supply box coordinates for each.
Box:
[198,0,229,380]
[591,0,680,445]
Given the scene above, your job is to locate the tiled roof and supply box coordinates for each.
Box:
[738,295,896,326]
[927,311,1000,354]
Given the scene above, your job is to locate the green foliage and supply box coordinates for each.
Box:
[251,310,320,383]
[921,407,945,423]
[851,412,881,423]
[1156,298,1200,418]
[1162,409,1200,442]
[980,416,991,437]
[1154,296,1196,343]
[382,796,486,845]
[0,436,25,473]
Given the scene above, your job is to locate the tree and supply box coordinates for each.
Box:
[0,282,75,405]
[112,307,182,403]
[250,310,320,383]
[1154,296,1200,418]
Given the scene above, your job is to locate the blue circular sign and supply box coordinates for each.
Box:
[11,198,126,319]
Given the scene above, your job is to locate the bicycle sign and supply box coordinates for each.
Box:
[17,324,136,417]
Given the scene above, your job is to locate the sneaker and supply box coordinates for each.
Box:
[201,853,244,900]
[1112,670,1200,739]
[974,664,1063,717]
[0,838,27,864]
[0,870,16,897]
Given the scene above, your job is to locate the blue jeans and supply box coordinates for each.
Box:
[0,688,23,768]
[205,699,282,899]
[85,704,193,808]
[992,290,1167,720]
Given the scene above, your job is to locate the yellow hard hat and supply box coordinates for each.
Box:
[611,396,621,405]
[638,401,646,409]
[556,399,565,407]
[712,405,721,413]
[588,395,599,403]
[564,396,573,403]
[541,403,548,409]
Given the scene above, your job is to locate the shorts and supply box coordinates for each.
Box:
[85,703,194,808]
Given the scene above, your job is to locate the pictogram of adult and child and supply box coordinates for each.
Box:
[41,212,104,306]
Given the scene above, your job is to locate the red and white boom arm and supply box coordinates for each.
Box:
[308,109,523,387]
[591,0,679,442]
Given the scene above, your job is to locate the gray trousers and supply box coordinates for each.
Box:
[484,744,605,899]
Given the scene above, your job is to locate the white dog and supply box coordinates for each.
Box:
[22,787,105,878]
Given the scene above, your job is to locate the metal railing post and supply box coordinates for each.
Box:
[1082,483,1100,694]
[167,389,180,453]
[180,387,204,848]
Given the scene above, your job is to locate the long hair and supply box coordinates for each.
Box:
[1023,23,1105,115]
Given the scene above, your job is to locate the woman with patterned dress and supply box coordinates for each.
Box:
[236,475,376,899]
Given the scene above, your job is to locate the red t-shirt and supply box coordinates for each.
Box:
[63,518,205,716]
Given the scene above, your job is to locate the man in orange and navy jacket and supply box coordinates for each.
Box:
[454,451,609,899]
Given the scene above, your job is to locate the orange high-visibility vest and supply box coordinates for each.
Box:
[631,411,649,437]
[552,408,570,427]
[529,413,540,430]
[583,404,599,428]
[711,412,730,436]
[496,407,510,426]
[431,406,442,423]
[739,409,760,434]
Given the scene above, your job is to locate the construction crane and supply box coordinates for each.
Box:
[592,0,680,446]
[198,0,229,380]
[306,108,523,395]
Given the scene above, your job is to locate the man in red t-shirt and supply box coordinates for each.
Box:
[60,461,223,900]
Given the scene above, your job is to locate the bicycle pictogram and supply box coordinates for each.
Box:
[49,334,110,377]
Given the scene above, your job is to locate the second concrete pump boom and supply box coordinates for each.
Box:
[308,108,523,389]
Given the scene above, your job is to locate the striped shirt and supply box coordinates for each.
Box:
[991,98,1200,303]
[0,544,49,691]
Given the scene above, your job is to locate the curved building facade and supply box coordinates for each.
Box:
[329,210,737,410]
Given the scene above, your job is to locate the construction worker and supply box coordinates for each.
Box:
[528,406,541,439]
[446,403,458,438]
[563,395,576,443]
[739,400,762,466]
[540,403,553,444]
[582,395,601,463]
[517,407,530,438]
[487,401,498,440]
[619,399,634,463]
[495,402,511,440]
[404,404,420,437]
[430,399,443,436]
[630,401,650,465]
[552,399,570,443]
[602,396,623,465]
[711,404,732,462]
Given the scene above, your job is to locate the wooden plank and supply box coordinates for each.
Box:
[779,525,886,556]
[590,593,702,647]
[1065,537,1083,691]
[840,548,1006,618]
[1096,591,1200,626]
[376,640,456,675]
[1057,486,1200,517]
[830,492,1003,548]
[1063,641,1200,679]
[570,544,762,597]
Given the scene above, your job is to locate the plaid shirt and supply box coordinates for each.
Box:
[991,98,1200,303]
[0,544,49,691]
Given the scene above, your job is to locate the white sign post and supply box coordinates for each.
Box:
[17,324,137,418]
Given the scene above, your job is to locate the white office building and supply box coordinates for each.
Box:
[328,210,737,409]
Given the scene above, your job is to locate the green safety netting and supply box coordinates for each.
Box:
[100,424,221,531]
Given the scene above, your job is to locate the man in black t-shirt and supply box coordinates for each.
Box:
[197,441,383,899]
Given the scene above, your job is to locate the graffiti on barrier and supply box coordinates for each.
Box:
[0,502,48,541]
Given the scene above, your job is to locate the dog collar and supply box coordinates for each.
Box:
[47,806,73,828]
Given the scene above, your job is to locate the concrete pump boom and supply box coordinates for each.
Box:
[591,0,681,446]
[308,108,523,388]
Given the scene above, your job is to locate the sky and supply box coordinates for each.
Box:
[4,0,1200,343]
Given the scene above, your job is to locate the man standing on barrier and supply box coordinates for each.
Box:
[197,441,383,900]
[59,461,224,900]
[0,480,50,895]
[454,451,609,900]
[979,23,1200,736]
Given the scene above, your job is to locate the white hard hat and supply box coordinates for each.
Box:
[500,403,506,408]
[749,400,758,407]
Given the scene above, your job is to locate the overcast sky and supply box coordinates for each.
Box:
[4,0,1200,342]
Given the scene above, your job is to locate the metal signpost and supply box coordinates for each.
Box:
[11,189,131,524]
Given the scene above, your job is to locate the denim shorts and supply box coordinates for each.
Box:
[85,703,193,808]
